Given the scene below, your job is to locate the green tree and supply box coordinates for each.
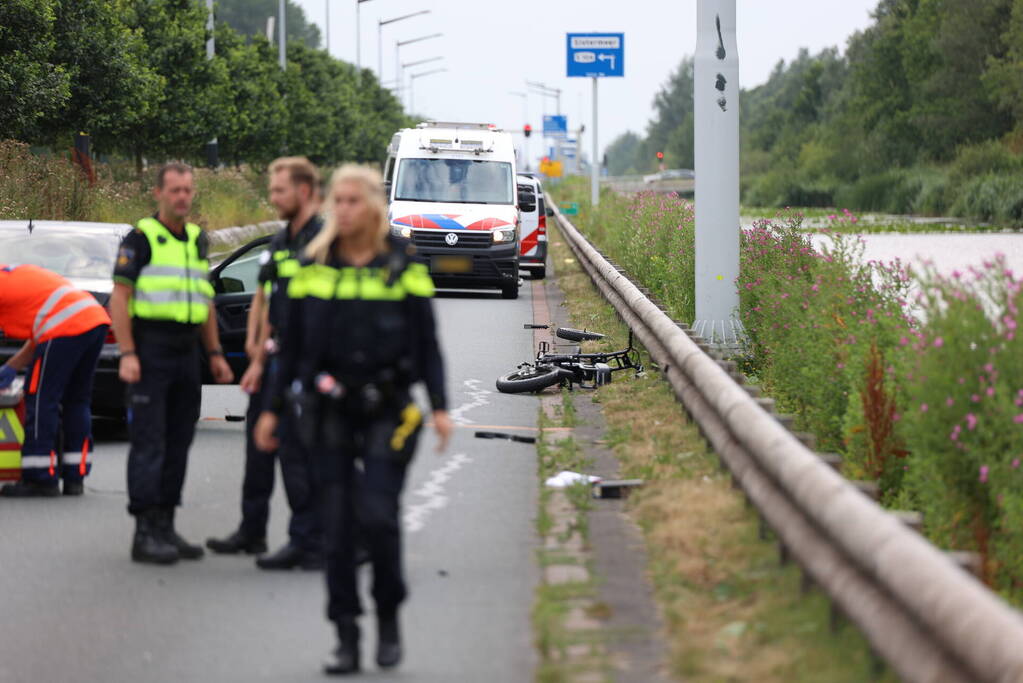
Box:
[0,0,70,141]
[122,0,231,166]
[605,131,643,176]
[215,25,287,168]
[37,0,161,155]
[639,57,694,171]
[216,0,321,49]
[983,0,1023,126]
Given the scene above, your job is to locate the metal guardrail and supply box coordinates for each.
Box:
[549,198,1023,683]
[601,175,694,195]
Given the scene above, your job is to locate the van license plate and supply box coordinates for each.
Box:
[432,256,472,274]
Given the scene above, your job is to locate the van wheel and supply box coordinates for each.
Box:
[501,282,519,299]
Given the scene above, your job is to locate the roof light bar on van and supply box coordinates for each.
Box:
[416,121,502,132]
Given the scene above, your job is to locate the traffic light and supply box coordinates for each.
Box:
[656,151,664,160]
[524,124,532,138]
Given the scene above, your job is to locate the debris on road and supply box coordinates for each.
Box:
[544,470,601,488]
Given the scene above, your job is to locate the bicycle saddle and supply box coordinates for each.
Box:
[556,327,605,342]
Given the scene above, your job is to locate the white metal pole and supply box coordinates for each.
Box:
[694,0,740,345]
[395,43,401,106]
[356,1,361,72]
[205,0,217,166]
[378,22,383,78]
[278,0,286,69]
[591,77,598,206]
[325,0,330,55]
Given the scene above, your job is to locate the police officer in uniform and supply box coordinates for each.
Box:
[109,162,234,565]
[254,165,452,675]
[207,157,325,569]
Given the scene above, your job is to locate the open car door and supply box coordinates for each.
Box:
[206,236,272,383]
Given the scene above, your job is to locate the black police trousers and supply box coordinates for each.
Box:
[240,381,322,550]
[126,331,201,515]
[320,399,422,623]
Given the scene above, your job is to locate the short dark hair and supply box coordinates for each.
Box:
[269,156,320,194]
[156,161,194,188]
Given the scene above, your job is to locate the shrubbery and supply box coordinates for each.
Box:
[0,140,272,230]
[553,184,1023,604]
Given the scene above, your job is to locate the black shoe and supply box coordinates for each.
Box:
[62,480,84,496]
[376,611,402,669]
[256,542,317,570]
[132,512,179,565]
[155,508,204,560]
[206,529,268,555]
[0,481,60,498]
[324,620,360,675]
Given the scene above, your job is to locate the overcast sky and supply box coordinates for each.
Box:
[292,0,879,163]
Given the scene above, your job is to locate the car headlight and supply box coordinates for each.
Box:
[492,228,516,243]
[390,224,413,239]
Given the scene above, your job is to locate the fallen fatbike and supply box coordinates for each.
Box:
[495,325,643,394]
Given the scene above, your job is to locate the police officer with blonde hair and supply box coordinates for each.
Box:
[109,162,234,565]
[255,164,452,675]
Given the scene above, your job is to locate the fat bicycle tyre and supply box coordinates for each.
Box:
[496,365,562,394]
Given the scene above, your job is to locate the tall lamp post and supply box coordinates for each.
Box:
[356,0,373,72]
[205,0,218,167]
[278,0,286,69]
[395,33,442,107]
[526,80,561,114]
[378,10,431,79]
[402,55,443,96]
[408,68,446,115]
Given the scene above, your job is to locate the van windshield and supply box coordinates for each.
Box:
[395,158,513,204]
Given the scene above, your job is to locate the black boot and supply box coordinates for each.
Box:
[324,619,360,675]
[376,610,402,669]
[206,529,268,555]
[256,542,322,570]
[156,508,204,560]
[0,480,60,497]
[131,511,179,565]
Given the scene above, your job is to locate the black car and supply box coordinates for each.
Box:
[0,220,271,421]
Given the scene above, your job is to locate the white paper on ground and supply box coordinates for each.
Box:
[544,470,602,488]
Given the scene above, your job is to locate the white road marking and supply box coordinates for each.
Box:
[449,378,492,425]
[403,452,473,534]
[403,378,491,532]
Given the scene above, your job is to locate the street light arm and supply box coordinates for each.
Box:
[397,32,443,47]
[380,9,431,26]
[403,56,443,69]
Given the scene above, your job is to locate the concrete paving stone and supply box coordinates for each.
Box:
[546,564,590,585]
[564,606,603,631]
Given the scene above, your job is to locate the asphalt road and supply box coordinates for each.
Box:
[0,287,541,682]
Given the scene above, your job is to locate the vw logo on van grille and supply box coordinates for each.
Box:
[445,232,459,246]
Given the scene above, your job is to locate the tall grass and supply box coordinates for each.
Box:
[0,140,273,230]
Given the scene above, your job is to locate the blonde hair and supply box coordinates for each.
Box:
[306,164,390,264]
[268,156,321,195]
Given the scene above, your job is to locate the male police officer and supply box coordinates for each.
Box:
[109,162,233,565]
[206,157,325,569]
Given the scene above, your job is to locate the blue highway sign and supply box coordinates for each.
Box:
[543,115,568,138]
[567,33,624,78]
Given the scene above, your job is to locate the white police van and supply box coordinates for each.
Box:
[384,121,520,299]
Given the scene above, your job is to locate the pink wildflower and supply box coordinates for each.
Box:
[1013,458,1020,469]
[966,413,978,430]
[979,465,989,484]
[946,397,955,407]
[920,403,929,413]
[1014,414,1023,424]
[934,337,944,348]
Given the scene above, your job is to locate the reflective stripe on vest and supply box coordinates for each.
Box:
[24,277,106,343]
[130,218,213,324]
[287,261,435,301]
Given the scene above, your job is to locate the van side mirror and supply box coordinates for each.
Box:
[545,207,554,217]
[383,180,392,197]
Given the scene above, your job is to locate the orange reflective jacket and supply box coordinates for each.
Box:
[0,265,111,343]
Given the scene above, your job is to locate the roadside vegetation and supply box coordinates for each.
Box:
[0,140,273,230]
[604,0,1023,226]
[1,0,409,179]
[552,179,1023,607]
[546,225,895,681]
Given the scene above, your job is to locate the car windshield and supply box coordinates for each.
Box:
[395,158,513,204]
[0,231,119,280]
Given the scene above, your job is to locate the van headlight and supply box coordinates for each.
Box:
[390,224,413,239]
[492,228,516,243]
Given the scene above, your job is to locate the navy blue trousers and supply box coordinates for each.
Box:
[240,379,322,551]
[21,325,108,483]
